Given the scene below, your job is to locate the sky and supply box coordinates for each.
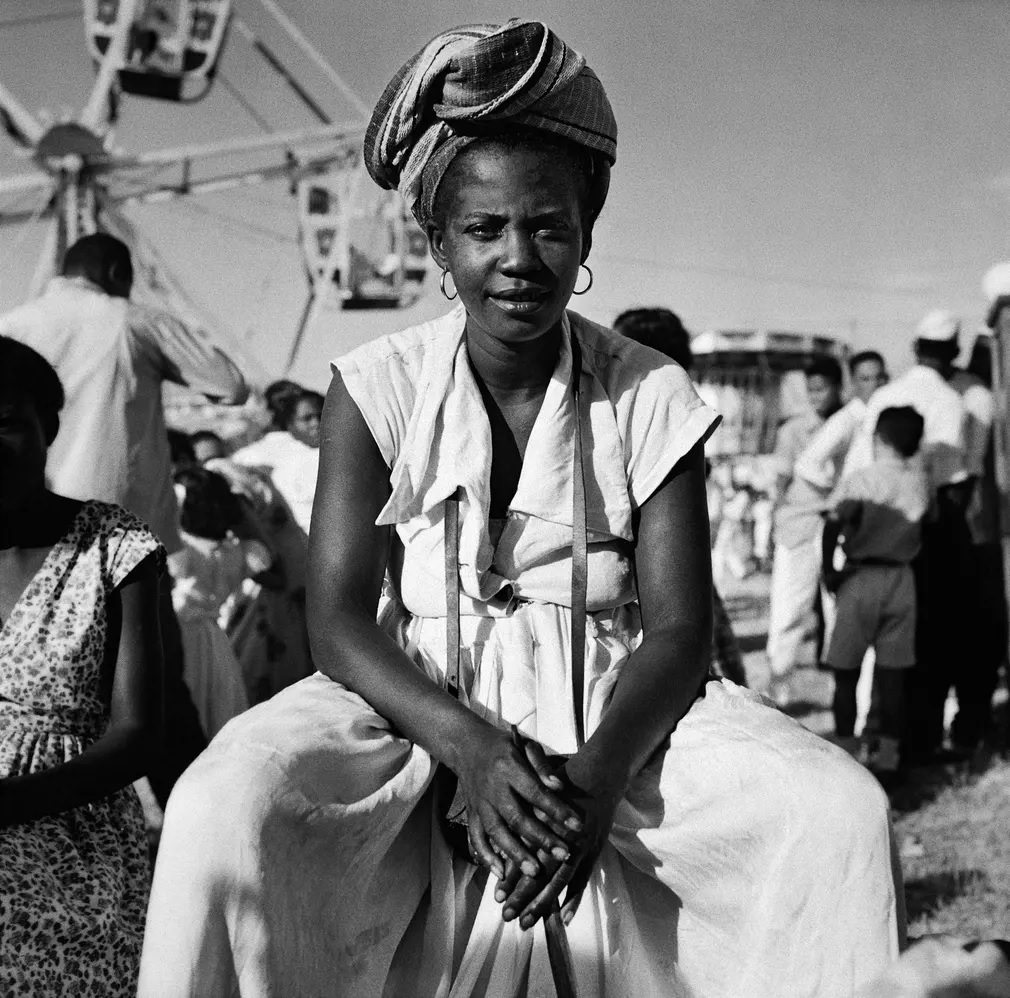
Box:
[2,0,1009,389]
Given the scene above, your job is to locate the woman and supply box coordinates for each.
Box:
[141,21,902,998]
[231,383,323,536]
[0,337,163,996]
[229,386,321,693]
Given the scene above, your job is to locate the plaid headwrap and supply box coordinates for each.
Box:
[364,20,617,223]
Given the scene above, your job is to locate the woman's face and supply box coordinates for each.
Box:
[0,392,48,511]
[288,398,321,449]
[425,143,591,349]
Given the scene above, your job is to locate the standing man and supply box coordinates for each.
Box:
[846,310,970,764]
[0,232,249,803]
[794,350,888,492]
[765,356,844,705]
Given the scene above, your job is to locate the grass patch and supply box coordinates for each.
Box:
[894,759,1010,937]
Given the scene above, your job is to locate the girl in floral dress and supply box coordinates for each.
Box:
[0,337,164,997]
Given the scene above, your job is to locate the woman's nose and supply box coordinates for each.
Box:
[500,229,538,272]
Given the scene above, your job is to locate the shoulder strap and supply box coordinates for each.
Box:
[444,487,461,698]
[444,330,589,748]
[569,334,588,748]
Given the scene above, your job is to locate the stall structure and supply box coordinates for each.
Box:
[692,328,849,581]
[692,328,850,459]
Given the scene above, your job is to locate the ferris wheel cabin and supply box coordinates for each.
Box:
[83,0,231,102]
[298,167,428,310]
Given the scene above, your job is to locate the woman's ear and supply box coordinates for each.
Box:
[580,224,595,265]
[424,219,449,271]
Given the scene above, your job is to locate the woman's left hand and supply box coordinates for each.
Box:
[494,753,625,930]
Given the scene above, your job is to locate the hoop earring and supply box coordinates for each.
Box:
[572,263,593,296]
[440,269,458,301]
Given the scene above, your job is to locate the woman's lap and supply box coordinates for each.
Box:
[141,676,901,997]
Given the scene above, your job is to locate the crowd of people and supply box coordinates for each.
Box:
[764,309,1008,782]
[1,16,1009,998]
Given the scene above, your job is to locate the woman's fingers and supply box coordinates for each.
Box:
[495,856,521,904]
[467,811,504,879]
[515,859,576,929]
[522,739,565,791]
[500,794,575,862]
[482,810,542,878]
[508,770,584,845]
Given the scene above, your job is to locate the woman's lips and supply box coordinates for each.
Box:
[488,288,550,314]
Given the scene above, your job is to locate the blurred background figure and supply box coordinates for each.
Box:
[169,467,280,736]
[846,311,975,764]
[765,356,843,705]
[615,306,747,685]
[231,382,322,536]
[0,233,248,808]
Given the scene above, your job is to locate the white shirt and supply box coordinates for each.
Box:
[794,397,866,492]
[231,431,319,535]
[949,370,994,478]
[844,365,967,496]
[0,276,248,552]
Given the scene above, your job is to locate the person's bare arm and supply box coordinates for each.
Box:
[0,554,163,825]
[143,307,249,404]
[307,374,585,877]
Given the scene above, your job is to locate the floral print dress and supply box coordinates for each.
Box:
[0,500,162,996]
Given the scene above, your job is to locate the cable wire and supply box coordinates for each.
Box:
[218,71,275,134]
[0,7,80,32]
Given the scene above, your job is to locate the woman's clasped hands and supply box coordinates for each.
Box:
[456,724,624,931]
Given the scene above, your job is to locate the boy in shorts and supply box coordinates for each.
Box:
[822,406,928,773]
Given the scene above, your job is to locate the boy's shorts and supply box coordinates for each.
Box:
[824,563,915,671]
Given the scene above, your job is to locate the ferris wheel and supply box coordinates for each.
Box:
[0,0,430,373]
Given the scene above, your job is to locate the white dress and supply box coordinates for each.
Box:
[140,308,903,998]
[168,532,270,737]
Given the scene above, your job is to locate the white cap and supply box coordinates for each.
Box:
[915,308,960,342]
[982,261,1010,326]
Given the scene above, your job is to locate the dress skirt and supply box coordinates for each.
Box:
[139,602,903,998]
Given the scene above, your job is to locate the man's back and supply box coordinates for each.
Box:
[0,276,246,553]
[844,365,966,495]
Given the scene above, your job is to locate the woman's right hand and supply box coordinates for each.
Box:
[458,726,584,880]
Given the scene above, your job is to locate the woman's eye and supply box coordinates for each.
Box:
[468,224,499,238]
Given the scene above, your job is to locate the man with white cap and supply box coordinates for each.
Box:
[845,309,971,765]
[944,283,1004,757]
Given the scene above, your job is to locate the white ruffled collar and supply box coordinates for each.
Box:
[374,307,634,600]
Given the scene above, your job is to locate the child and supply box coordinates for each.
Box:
[169,467,279,737]
[822,405,928,772]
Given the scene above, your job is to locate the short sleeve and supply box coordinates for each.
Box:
[332,343,417,470]
[99,503,165,589]
[608,350,721,509]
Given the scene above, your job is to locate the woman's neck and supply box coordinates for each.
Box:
[465,322,562,398]
[0,489,79,549]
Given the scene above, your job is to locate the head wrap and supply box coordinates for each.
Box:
[364,20,617,223]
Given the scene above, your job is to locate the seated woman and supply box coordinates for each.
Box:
[0,337,164,995]
[140,20,903,998]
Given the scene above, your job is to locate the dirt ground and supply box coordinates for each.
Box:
[722,571,1010,938]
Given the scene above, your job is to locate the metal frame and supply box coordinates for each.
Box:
[0,0,376,373]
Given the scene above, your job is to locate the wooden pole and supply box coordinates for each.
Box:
[990,304,1010,664]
